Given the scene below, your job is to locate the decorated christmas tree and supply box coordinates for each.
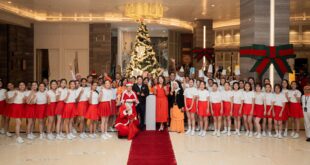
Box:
[126,21,161,77]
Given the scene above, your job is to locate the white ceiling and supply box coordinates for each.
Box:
[0,0,309,28]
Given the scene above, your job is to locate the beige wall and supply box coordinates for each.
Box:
[34,23,89,81]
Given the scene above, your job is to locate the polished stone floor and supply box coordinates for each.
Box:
[0,131,309,165]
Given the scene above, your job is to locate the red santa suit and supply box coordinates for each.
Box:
[121,89,139,115]
[114,103,139,140]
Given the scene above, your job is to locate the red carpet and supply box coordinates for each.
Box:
[127,131,177,165]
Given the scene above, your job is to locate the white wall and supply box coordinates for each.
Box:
[34,23,89,80]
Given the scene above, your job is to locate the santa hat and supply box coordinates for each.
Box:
[91,70,97,76]
[125,82,133,87]
[234,66,240,76]
[207,64,213,73]
[179,66,184,72]
[163,70,169,77]
[222,69,226,76]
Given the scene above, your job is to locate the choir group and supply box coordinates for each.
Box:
[0,63,309,144]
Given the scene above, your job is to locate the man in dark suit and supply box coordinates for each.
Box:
[133,76,149,130]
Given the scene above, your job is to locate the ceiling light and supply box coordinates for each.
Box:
[7,1,12,4]
[121,2,167,19]
[211,4,215,7]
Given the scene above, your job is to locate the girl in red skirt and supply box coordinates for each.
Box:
[85,82,99,138]
[25,81,38,140]
[183,79,198,136]
[98,80,113,140]
[281,79,290,137]
[288,81,303,138]
[63,80,78,140]
[46,80,58,140]
[55,79,68,140]
[36,83,48,139]
[254,84,265,138]
[264,84,274,137]
[210,83,223,137]
[232,82,244,136]
[0,80,7,134]
[273,84,288,139]
[9,82,27,143]
[242,82,255,137]
[221,82,233,136]
[197,81,210,137]
[4,82,15,137]
[76,78,90,139]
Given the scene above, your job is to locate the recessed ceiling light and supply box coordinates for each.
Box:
[7,1,12,4]
[194,18,198,20]
[211,4,215,7]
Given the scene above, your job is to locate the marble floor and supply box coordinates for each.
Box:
[0,131,310,165]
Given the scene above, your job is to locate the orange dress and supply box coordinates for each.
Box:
[155,85,168,122]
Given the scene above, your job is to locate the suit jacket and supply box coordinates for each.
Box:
[133,84,149,104]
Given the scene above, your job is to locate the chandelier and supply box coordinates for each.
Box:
[122,2,166,19]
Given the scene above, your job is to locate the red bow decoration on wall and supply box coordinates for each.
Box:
[240,44,296,78]
[192,48,214,62]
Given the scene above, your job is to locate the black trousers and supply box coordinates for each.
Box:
[136,103,146,129]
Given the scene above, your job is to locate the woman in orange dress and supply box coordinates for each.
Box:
[154,75,169,131]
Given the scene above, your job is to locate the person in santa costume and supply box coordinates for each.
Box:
[120,82,139,115]
[114,101,139,140]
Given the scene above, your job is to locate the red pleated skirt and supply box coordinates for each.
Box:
[9,104,24,118]
[98,101,111,117]
[24,104,35,118]
[4,103,12,117]
[111,100,117,115]
[254,104,264,118]
[36,104,46,119]
[289,102,303,118]
[46,102,57,116]
[62,103,76,119]
[212,103,221,117]
[186,98,197,113]
[197,101,210,117]
[0,100,6,115]
[242,103,253,116]
[85,104,99,120]
[283,103,289,121]
[274,105,285,121]
[55,101,65,115]
[265,105,273,118]
[76,101,89,117]
[233,103,242,117]
[223,101,232,117]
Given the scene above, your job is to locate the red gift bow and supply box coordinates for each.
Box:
[192,48,214,62]
[239,44,296,78]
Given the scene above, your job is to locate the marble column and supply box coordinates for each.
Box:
[193,19,214,69]
[240,0,290,82]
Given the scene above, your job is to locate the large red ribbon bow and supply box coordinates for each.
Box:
[192,48,214,62]
[239,44,296,78]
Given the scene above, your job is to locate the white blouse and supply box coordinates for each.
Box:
[100,88,113,102]
[56,88,68,101]
[36,91,47,104]
[47,90,57,103]
[197,90,209,101]
[221,90,233,102]
[255,92,265,105]
[288,89,302,103]
[232,90,244,104]
[111,88,117,100]
[87,91,99,105]
[13,91,26,104]
[77,87,90,102]
[264,92,275,105]
[210,91,222,103]
[0,89,7,101]
[183,87,198,99]
[65,89,78,103]
[273,93,288,107]
[243,91,255,104]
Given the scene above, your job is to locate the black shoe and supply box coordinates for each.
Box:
[306,138,310,142]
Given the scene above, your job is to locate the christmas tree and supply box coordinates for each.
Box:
[126,21,161,77]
